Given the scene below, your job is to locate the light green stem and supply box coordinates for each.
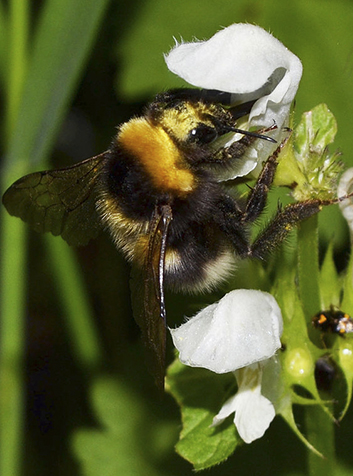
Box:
[297,216,335,475]
[305,406,335,476]
[297,215,320,318]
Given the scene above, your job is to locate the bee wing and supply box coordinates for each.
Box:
[131,204,173,391]
[2,153,108,246]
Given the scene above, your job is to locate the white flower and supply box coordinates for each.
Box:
[170,289,283,444]
[165,23,302,178]
[212,363,276,444]
[338,168,353,236]
[170,289,283,373]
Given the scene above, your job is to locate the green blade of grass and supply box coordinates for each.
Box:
[0,2,8,87]
[5,0,29,141]
[5,0,110,173]
[46,236,105,369]
[0,217,27,476]
[1,1,110,475]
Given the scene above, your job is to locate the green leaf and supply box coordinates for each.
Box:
[275,265,320,395]
[45,237,103,369]
[319,242,341,309]
[279,405,324,459]
[72,378,161,476]
[290,104,342,202]
[294,104,337,158]
[166,358,239,470]
[272,248,332,458]
[335,338,353,421]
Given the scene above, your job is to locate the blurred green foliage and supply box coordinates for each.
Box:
[1,1,353,475]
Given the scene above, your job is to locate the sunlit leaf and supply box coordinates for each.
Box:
[166,358,239,470]
[72,378,161,476]
[319,243,340,309]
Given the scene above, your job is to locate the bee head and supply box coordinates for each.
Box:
[147,89,236,149]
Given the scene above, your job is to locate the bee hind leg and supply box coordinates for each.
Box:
[248,199,325,260]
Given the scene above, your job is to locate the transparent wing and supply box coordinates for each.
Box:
[2,153,108,246]
[131,204,173,391]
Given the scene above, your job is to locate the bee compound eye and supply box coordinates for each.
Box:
[189,124,218,144]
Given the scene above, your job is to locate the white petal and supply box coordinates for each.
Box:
[166,24,301,97]
[165,24,301,125]
[165,24,302,178]
[212,392,240,426]
[211,365,276,443]
[170,289,283,373]
[233,389,275,443]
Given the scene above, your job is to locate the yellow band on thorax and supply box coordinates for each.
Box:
[118,118,194,194]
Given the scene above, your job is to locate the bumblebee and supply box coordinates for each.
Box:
[2,88,332,389]
[312,309,353,335]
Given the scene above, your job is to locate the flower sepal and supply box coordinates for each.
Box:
[275,104,343,200]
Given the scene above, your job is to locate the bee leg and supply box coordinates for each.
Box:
[219,134,256,161]
[241,136,289,224]
[215,195,327,260]
[216,134,334,260]
[249,199,327,259]
[215,193,251,256]
[215,140,285,258]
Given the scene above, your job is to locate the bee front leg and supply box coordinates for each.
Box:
[215,135,294,259]
[215,134,256,166]
[241,136,289,224]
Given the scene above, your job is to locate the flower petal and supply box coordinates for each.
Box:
[166,24,301,96]
[211,365,276,443]
[165,24,302,178]
[170,289,283,373]
[233,389,275,443]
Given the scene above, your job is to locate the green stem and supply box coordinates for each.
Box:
[297,215,321,319]
[297,216,335,474]
[305,406,335,476]
[46,237,105,372]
